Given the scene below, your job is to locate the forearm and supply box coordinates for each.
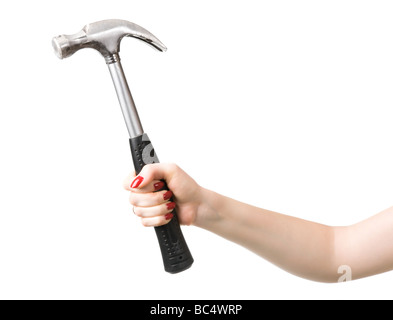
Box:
[194,188,338,282]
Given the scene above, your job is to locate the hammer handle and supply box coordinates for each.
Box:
[129,134,194,273]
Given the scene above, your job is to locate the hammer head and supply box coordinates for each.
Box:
[52,19,167,62]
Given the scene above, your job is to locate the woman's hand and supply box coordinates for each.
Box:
[123,163,203,227]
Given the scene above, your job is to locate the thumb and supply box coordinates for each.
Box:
[128,163,178,190]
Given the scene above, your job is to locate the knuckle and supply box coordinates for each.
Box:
[128,192,136,205]
[141,218,152,227]
[140,219,148,227]
[141,163,154,177]
[133,206,142,217]
[167,163,179,173]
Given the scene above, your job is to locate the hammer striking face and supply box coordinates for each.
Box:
[52,20,194,274]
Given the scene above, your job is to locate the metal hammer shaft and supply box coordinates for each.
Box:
[107,54,143,138]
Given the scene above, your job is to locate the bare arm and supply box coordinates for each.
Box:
[125,163,393,282]
[195,189,337,282]
[196,189,393,282]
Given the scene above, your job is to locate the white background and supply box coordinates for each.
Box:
[0,0,392,299]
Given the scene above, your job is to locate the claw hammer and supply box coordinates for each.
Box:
[52,19,193,273]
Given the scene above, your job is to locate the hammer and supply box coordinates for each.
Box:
[52,19,193,274]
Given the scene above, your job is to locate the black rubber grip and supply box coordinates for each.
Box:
[129,133,194,273]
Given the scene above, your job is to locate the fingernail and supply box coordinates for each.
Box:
[131,176,144,188]
[163,190,173,201]
[165,213,174,221]
[154,181,165,191]
[166,202,176,210]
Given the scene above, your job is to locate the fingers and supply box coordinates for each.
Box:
[124,164,179,227]
[133,202,176,227]
[129,190,173,207]
[133,201,176,218]
[138,213,174,227]
[129,187,174,226]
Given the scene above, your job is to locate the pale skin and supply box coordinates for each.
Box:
[124,163,393,283]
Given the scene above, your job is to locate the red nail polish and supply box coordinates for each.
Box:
[165,213,174,220]
[163,190,173,201]
[154,181,165,191]
[130,176,144,188]
[166,202,176,210]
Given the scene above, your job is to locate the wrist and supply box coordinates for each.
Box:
[193,187,223,229]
